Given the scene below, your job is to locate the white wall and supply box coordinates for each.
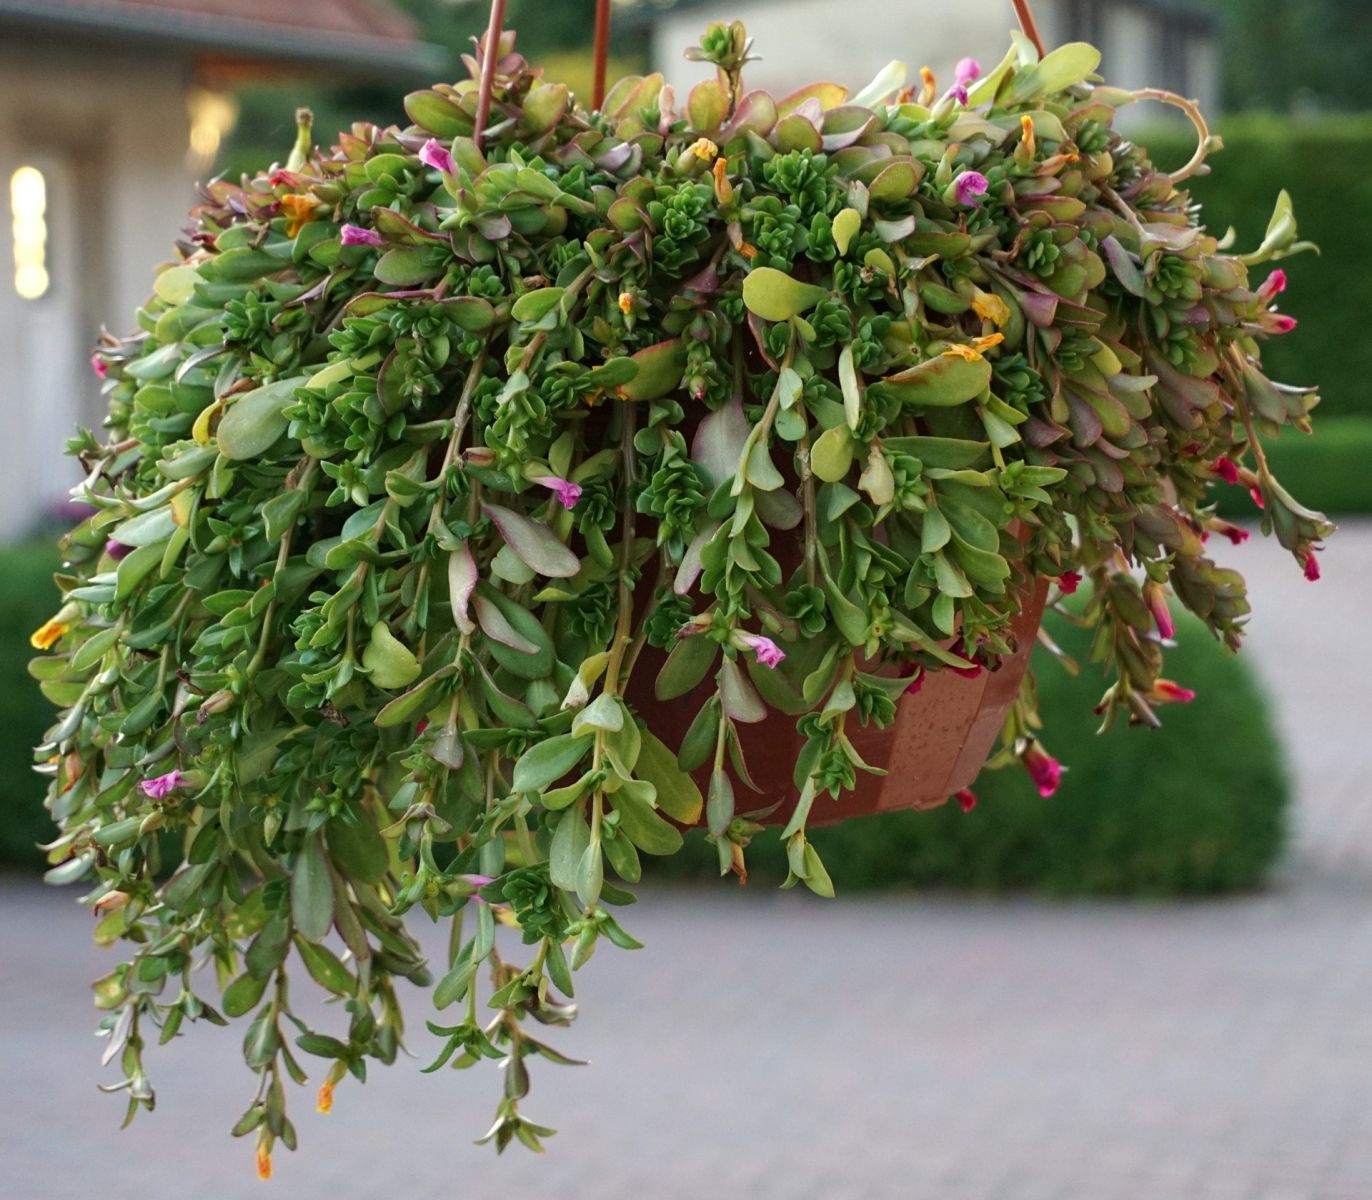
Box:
[0,38,194,538]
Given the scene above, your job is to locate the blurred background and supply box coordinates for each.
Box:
[2,2,1370,1197]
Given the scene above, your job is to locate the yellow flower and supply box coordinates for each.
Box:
[971,288,1011,328]
[279,193,322,238]
[942,344,982,362]
[30,618,69,650]
[1019,114,1037,159]
[316,1081,334,1114]
[942,333,1003,362]
[255,1144,272,1181]
[687,137,718,162]
[617,291,634,315]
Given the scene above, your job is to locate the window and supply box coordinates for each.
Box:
[10,165,48,300]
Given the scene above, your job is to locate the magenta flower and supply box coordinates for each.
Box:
[956,788,977,813]
[954,57,982,87]
[139,770,184,800]
[534,475,582,510]
[1257,268,1288,301]
[90,353,107,379]
[340,223,383,247]
[1213,520,1250,546]
[953,171,989,206]
[1270,314,1298,334]
[1057,570,1082,595]
[419,138,457,176]
[1151,679,1197,705]
[1249,485,1265,510]
[1303,550,1321,582]
[739,633,785,668]
[1023,743,1062,798]
[104,539,132,561]
[904,670,925,696]
[947,84,969,106]
[1210,455,1241,484]
[1145,583,1175,640]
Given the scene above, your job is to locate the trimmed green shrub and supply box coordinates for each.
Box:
[654,604,1289,896]
[1146,114,1372,422]
[0,541,61,867]
[1215,416,1372,518]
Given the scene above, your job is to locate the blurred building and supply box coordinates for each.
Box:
[625,0,1219,125]
[0,0,441,538]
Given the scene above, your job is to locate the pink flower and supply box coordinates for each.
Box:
[1249,486,1265,511]
[104,539,131,561]
[947,84,969,106]
[1271,314,1298,334]
[953,170,989,207]
[419,138,457,176]
[139,770,184,800]
[534,475,582,510]
[1151,679,1197,704]
[1257,268,1288,301]
[954,57,982,87]
[1210,456,1241,485]
[739,633,785,669]
[1023,743,1062,798]
[1303,550,1321,582]
[1058,570,1082,595]
[1145,583,1175,640]
[1213,520,1250,546]
[340,223,383,247]
[956,788,977,813]
[90,353,107,379]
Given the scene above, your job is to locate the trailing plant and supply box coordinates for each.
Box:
[32,19,1329,1170]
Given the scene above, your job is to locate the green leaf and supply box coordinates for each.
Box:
[576,843,604,909]
[511,286,564,323]
[512,733,593,795]
[222,972,268,1018]
[870,355,991,408]
[706,767,735,837]
[655,633,717,701]
[635,731,703,824]
[618,339,687,402]
[216,375,307,460]
[296,937,356,996]
[1028,42,1101,95]
[404,89,471,137]
[482,502,580,579]
[832,207,862,256]
[550,809,591,891]
[326,816,389,885]
[291,834,334,942]
[361,621,422,690]
[474,585,555,679]
[610,789,684,855]
[154,264,201,306]
[811,425,855,482]
[742,267,829,322]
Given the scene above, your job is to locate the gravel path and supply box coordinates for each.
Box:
[3,522,1369,1200]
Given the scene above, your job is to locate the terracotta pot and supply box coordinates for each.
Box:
[625,576,1048,827]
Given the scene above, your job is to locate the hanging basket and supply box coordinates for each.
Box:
[37,0,1332,1170]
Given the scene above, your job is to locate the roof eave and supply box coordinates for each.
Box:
[0,5,447,76]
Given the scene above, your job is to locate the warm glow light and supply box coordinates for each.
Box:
[187,88,240,172]
[10,165,48,300]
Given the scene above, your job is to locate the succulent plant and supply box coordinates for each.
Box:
[34,22,1328,1169]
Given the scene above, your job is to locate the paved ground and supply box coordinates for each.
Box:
[3,524,1370,1200]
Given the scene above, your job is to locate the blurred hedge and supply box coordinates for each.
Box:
[0,542,62,867]
[653,605,1289,897]
[1144,114,1372,422]
[1214,415,1372,517]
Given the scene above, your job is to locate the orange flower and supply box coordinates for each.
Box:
[918,66,937,105]
[30,617,69,650]
[316,1081,334,1114]
[279,193,321,238]
[255,1143,272,1181]
[617,291,634,315]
